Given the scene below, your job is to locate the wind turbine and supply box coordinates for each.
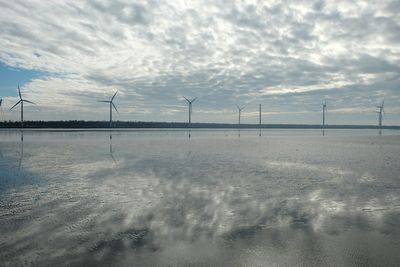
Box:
[183,96,197,126]
[10,85,35,127]
[0,98,4,121]
[98,90,118,128]
[376,99,385,128]
[236,104,245,125]
[259,104,262,136]
[322,100,327,128]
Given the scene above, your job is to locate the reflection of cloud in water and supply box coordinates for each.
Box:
[0,132,399,265]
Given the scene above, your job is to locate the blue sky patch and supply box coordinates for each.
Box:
[0,62,46,97]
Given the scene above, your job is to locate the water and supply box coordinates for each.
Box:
[0,129,399,266]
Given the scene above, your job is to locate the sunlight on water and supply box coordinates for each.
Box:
[0,129,399,266]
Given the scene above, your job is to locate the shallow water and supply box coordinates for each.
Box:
[0,129,399,266]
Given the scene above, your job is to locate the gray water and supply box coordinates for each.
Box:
[0,129,399,266]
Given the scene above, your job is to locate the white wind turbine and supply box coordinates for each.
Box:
[183,96,197,126]
[0,98,4,121]
[10,85,35,127]
[98,91,119,128]
[376,99,385,128]
[236,104,245,125]
[322,100,327,128]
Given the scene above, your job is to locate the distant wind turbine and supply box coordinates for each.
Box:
[259,104,262,136]
[236,104,245,125]
[322,100,327,128]
[10,85,35,127]
[376,99,385,127]
[98,91,118,128]
[183,96,197,126]
[0,98,4,121]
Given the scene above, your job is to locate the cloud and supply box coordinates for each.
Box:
[0,0,399,124]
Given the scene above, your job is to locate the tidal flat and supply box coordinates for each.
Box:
[0,129,399,266]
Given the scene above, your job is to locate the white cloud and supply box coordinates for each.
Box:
[0,0,399,124]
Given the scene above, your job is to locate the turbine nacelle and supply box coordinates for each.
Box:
[236,104,245,112]
[10,86,36,110]
[97,100,118,113]
[183,96,197,104]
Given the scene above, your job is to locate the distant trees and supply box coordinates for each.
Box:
[0,120,399,129]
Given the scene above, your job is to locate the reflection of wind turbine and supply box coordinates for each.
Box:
[10,85,35,127]
[98,91,119,128]
[109,133,116,164]
[183,96,197,126]
[236,105,245,125]
[19,131,24,170]
[376,99,385,128]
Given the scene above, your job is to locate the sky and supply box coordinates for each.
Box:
[0,0,399,125]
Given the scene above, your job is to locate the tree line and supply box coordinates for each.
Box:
[0,120,399,129]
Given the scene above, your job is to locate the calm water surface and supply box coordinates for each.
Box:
[0,129,399,266]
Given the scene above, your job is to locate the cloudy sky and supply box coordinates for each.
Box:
[0,0,399,125]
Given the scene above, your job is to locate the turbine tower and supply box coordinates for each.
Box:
[98,90,118,128]
[236,105,245,125]
[376,99,385,127]
[259,104,262,136]
[322,100,327,128]
[183,96,197,126]
[10,85,35,127]
[0,98,4,121]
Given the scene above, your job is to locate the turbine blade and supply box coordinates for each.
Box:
[191,97,197,103]
[18,85,22,100]
[183,96,190,103]
[10,100,21,110]
[98,100,110,103]
[0,98,2,107]
[112,102,119,113]
[23,100,35,105]
[111,90,118,101]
